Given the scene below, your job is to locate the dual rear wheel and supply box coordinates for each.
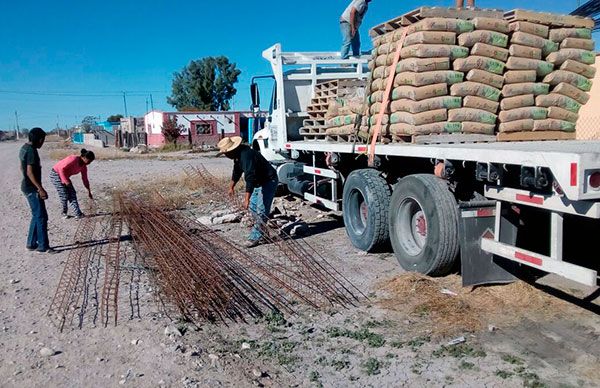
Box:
[342,171,459,276]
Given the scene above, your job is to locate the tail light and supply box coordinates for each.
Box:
[589,171,600,190]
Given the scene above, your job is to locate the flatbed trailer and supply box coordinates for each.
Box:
[250,44,600,288]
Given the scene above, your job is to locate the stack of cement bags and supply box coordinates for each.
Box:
[450,17,510,134]
[367,18,473,140]
[324,97,368,140]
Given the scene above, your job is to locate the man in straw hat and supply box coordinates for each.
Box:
[217,136,279,248]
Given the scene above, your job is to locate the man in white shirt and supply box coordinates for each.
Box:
[340,0,372,59]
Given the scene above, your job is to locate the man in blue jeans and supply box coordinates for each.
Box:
[340,0,372,59]
[19,127,55,253]
[218,136,279,248]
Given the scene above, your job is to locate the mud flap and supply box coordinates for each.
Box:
[459,201,518,287]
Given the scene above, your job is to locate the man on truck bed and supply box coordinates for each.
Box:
[340,0,371,59]
[218,136,279,248]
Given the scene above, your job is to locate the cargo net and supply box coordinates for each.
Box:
[317,7,596,144]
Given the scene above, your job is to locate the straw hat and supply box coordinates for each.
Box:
[217,136,243,155]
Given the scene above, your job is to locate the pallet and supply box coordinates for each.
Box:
[299,126,327,135]
[497,130,576,142]
[302,135,327,142]
[302,119,326,127]
[504,9,594,29]
[369,7,504,37]
[326,134,357,142]
[391,133,497,144]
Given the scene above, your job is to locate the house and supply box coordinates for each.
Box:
[144,111,253,147]
[577,53,600,140]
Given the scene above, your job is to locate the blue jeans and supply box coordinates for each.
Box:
[248,179,278,241]
[340,21,360,59]
[25,192,49,251]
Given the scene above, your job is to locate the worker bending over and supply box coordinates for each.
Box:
[218,136,279,248]
[50,148,95,219]
[340,0,372,59]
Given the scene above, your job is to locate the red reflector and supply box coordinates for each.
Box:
[515,251,543,266]
[285,143,291,149]
[516,194,544,205]
[476,208,494,217]
[570,163,577,186]
[314,169,321,174]
[589,171,600,189]
[356,146,367,152]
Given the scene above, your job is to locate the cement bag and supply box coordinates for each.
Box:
[390,109,447,126]
[404,31,456,46]
[472,17,510,33]
[505,57,554,77]
[458,30,509,48]
[466,69,504,89]
[400,45,469,60]
[502,83,550,97]
[536,93,582,113]
[372,66,391,80]
[504,70,537,84]
[453,56,505,75]
[394,71,464,87]
[325,101,341,119]
[463,95,500,114]
[543,70,592,92]
[560,38,595,51]
[448,108,498,124]
[371,78,385,92]
[547,106,579,123]
[533,119,576,132]
[510,32,559,55]
[368,60,376,71]
[406,18,474,35]
[471,43,509,62]
[369,102,391,115]
[461,122,496,134]
[546,49,595,66]
[375,54,390,67]
[377,42,396,55]
[325,124,357,136]
[369,114,390,125]
[390,96,461,113]
[560,59,596,79]
[498,107,548,122]
[396,57,450,73]
[509,44,542,60]
[326,115,357,127]
[369,90,384,103]
[391,83,448,101]
[509,21,549,38]
[450,81,501,101]
[553,82,590,104]
[549,28,593,43]
[390,122,460,136]
[500,95,535,111]
[499,119,535,133]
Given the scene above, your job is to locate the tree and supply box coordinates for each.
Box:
[107,114,124,123]
[161,117,184,144]
[81,116,97,132]
[167,56,241,111]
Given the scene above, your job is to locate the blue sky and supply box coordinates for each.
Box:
[0,0,589,130]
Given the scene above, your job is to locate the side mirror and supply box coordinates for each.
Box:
[251,83,260,110]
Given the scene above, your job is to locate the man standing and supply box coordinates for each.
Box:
[340,0,372,59]
[218,136,279,248]
[20,127,54,253]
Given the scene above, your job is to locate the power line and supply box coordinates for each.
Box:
[0,90,166,97]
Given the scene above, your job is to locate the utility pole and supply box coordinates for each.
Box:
[14,111,20,140]
[145,98,149,113]
[122,91,129,117]
[150,94,154,111]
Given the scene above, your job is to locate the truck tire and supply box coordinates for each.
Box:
[389,174,459,276]
[342,169,391,252]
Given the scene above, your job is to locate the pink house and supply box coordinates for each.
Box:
[144,111,245,147]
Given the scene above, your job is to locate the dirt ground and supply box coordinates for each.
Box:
[1,140,599,388]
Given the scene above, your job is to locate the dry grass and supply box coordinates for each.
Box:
[47,145,191,161]
[378,273,568,337]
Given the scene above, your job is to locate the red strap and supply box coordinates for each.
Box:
[368,29,407,166]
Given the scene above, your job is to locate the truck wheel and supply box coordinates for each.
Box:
[389,174,459,276]
[342,169,391,252]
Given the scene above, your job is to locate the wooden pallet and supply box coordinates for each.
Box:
[369,7,504,37]
[391,133,497,144]
[497,130,576,142]
[302,135,327,142]
[299,126,327,135]
[504,9,594,29]
[302,119,326,127]
[326,134,357,142]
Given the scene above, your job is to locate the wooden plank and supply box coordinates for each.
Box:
[417,7,504,20]
[504,9,595,29]
[497,130,576,142]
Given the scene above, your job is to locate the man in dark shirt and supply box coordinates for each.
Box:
[218,136,278,248]
[19,127,54,253]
